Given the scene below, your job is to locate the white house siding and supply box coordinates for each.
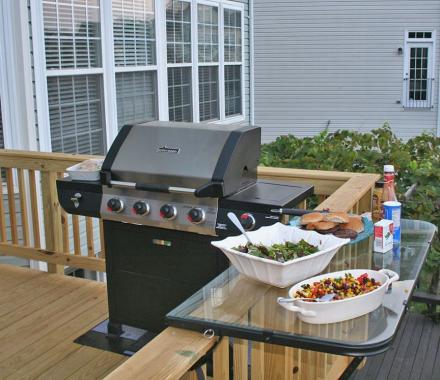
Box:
[253,0,440,142]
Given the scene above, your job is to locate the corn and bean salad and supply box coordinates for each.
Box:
[294,273,381,301]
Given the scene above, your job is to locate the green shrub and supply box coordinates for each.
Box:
[261,123,440,294]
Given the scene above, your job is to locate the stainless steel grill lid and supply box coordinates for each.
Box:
[100,121,261,198]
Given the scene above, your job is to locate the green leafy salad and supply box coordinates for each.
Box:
[233,240,319,263]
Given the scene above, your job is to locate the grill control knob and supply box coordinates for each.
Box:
[187,208,206,224]
[133,201,150,216]
[160,204,177,220]
[107,198,124,213]
[240,213,256,231]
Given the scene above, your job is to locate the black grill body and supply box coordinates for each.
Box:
[103,221,229,333]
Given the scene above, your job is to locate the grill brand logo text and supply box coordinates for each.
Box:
[157,145,181,154]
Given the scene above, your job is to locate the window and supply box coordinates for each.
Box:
[199,66,218,121]
[223,7,242,117]
[224,65,241,116]
[48,75,104,154]
[43,0,105,154]
[197,4,219,121]
[166,0,192,122]
[168,66,192,121]
[165,1,244,122]
[112,0,158,129]
[403,31,435,109]
[115,71,157,128]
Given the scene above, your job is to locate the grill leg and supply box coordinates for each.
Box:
[107,320,124,338]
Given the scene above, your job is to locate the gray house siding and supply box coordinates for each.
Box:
[254,0,440,142]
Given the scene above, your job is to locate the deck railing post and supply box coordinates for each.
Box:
[41,171,64,274]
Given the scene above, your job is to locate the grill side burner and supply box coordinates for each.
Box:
[56,121,313,353]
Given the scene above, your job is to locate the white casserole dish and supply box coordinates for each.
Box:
[277,268,399,324]
[66,159,103,181]
[211,223,349,288]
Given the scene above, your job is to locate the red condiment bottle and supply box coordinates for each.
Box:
[381,164,398,207]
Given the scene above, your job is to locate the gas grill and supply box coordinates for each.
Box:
[57,121,313,349]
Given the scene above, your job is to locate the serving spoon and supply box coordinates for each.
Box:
[277,293,336,304]
[227,212,255,245]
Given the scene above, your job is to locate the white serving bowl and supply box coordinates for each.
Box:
[277,268,399,324]
[211,223,349,288]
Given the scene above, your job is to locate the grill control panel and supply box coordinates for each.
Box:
[101,187,218,235]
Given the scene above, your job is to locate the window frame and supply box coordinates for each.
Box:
[31,0,246,154]
[402,30,436,109]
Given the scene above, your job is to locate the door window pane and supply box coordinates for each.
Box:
[168,67,192,121]
[116,71,157,129]
[43,0,102,69]
[166,0,191,63]
[409,47,429,101]
[199,66,218,121]
[224,65,241,117]
[224,9,241,62]
[198,4,218,63]
[47,75,105,154]
[112,0,156,66]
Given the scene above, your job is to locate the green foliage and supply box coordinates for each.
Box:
[261,123,440,290]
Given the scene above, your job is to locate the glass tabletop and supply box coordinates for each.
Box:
[167,220,437,356]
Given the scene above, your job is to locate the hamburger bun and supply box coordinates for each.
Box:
[305,223,316,230]
[313,221,338,231]
[324,212,350,224]
[300,212,324,225]
[340,216,364,233]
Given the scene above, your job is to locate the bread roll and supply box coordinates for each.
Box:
[313,221,338,231]
[300,212,323,225]
[341,216,364,233]
[324,212,350,224]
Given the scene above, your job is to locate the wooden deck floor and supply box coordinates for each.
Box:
[0,264,126,379]
[351,311,440,380]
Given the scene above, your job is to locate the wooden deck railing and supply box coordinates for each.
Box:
[0,149,379,379]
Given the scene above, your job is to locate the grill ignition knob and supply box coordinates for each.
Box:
[133,201,150,216]
[107,198,124,213]
[240,213,256,231]
[160,204,177,220]
[187,208,206,224]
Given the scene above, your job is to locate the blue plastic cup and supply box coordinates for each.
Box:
[384,201,401,243]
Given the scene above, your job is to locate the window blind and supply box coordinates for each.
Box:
[112,0,156,66]
[166,0,191,64]
[116,71,157,129]
[43,0,102,69]
[168,67,192,121]
[199,66,218,121]
[197,4,218,63]
[224,65,241,116]
[224,8,241,62]
[48,75,104,154]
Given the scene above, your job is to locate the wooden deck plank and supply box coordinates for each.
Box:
[0,272,72,317]
[352,312,440,380]
[0,264,126,379]
[66,350,126,380]
[419,318,440,380]
[35,346,105,379]
[406,316,433,380]
[2,302,109,379]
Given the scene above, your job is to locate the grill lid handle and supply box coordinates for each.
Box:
[109,180,196,195]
